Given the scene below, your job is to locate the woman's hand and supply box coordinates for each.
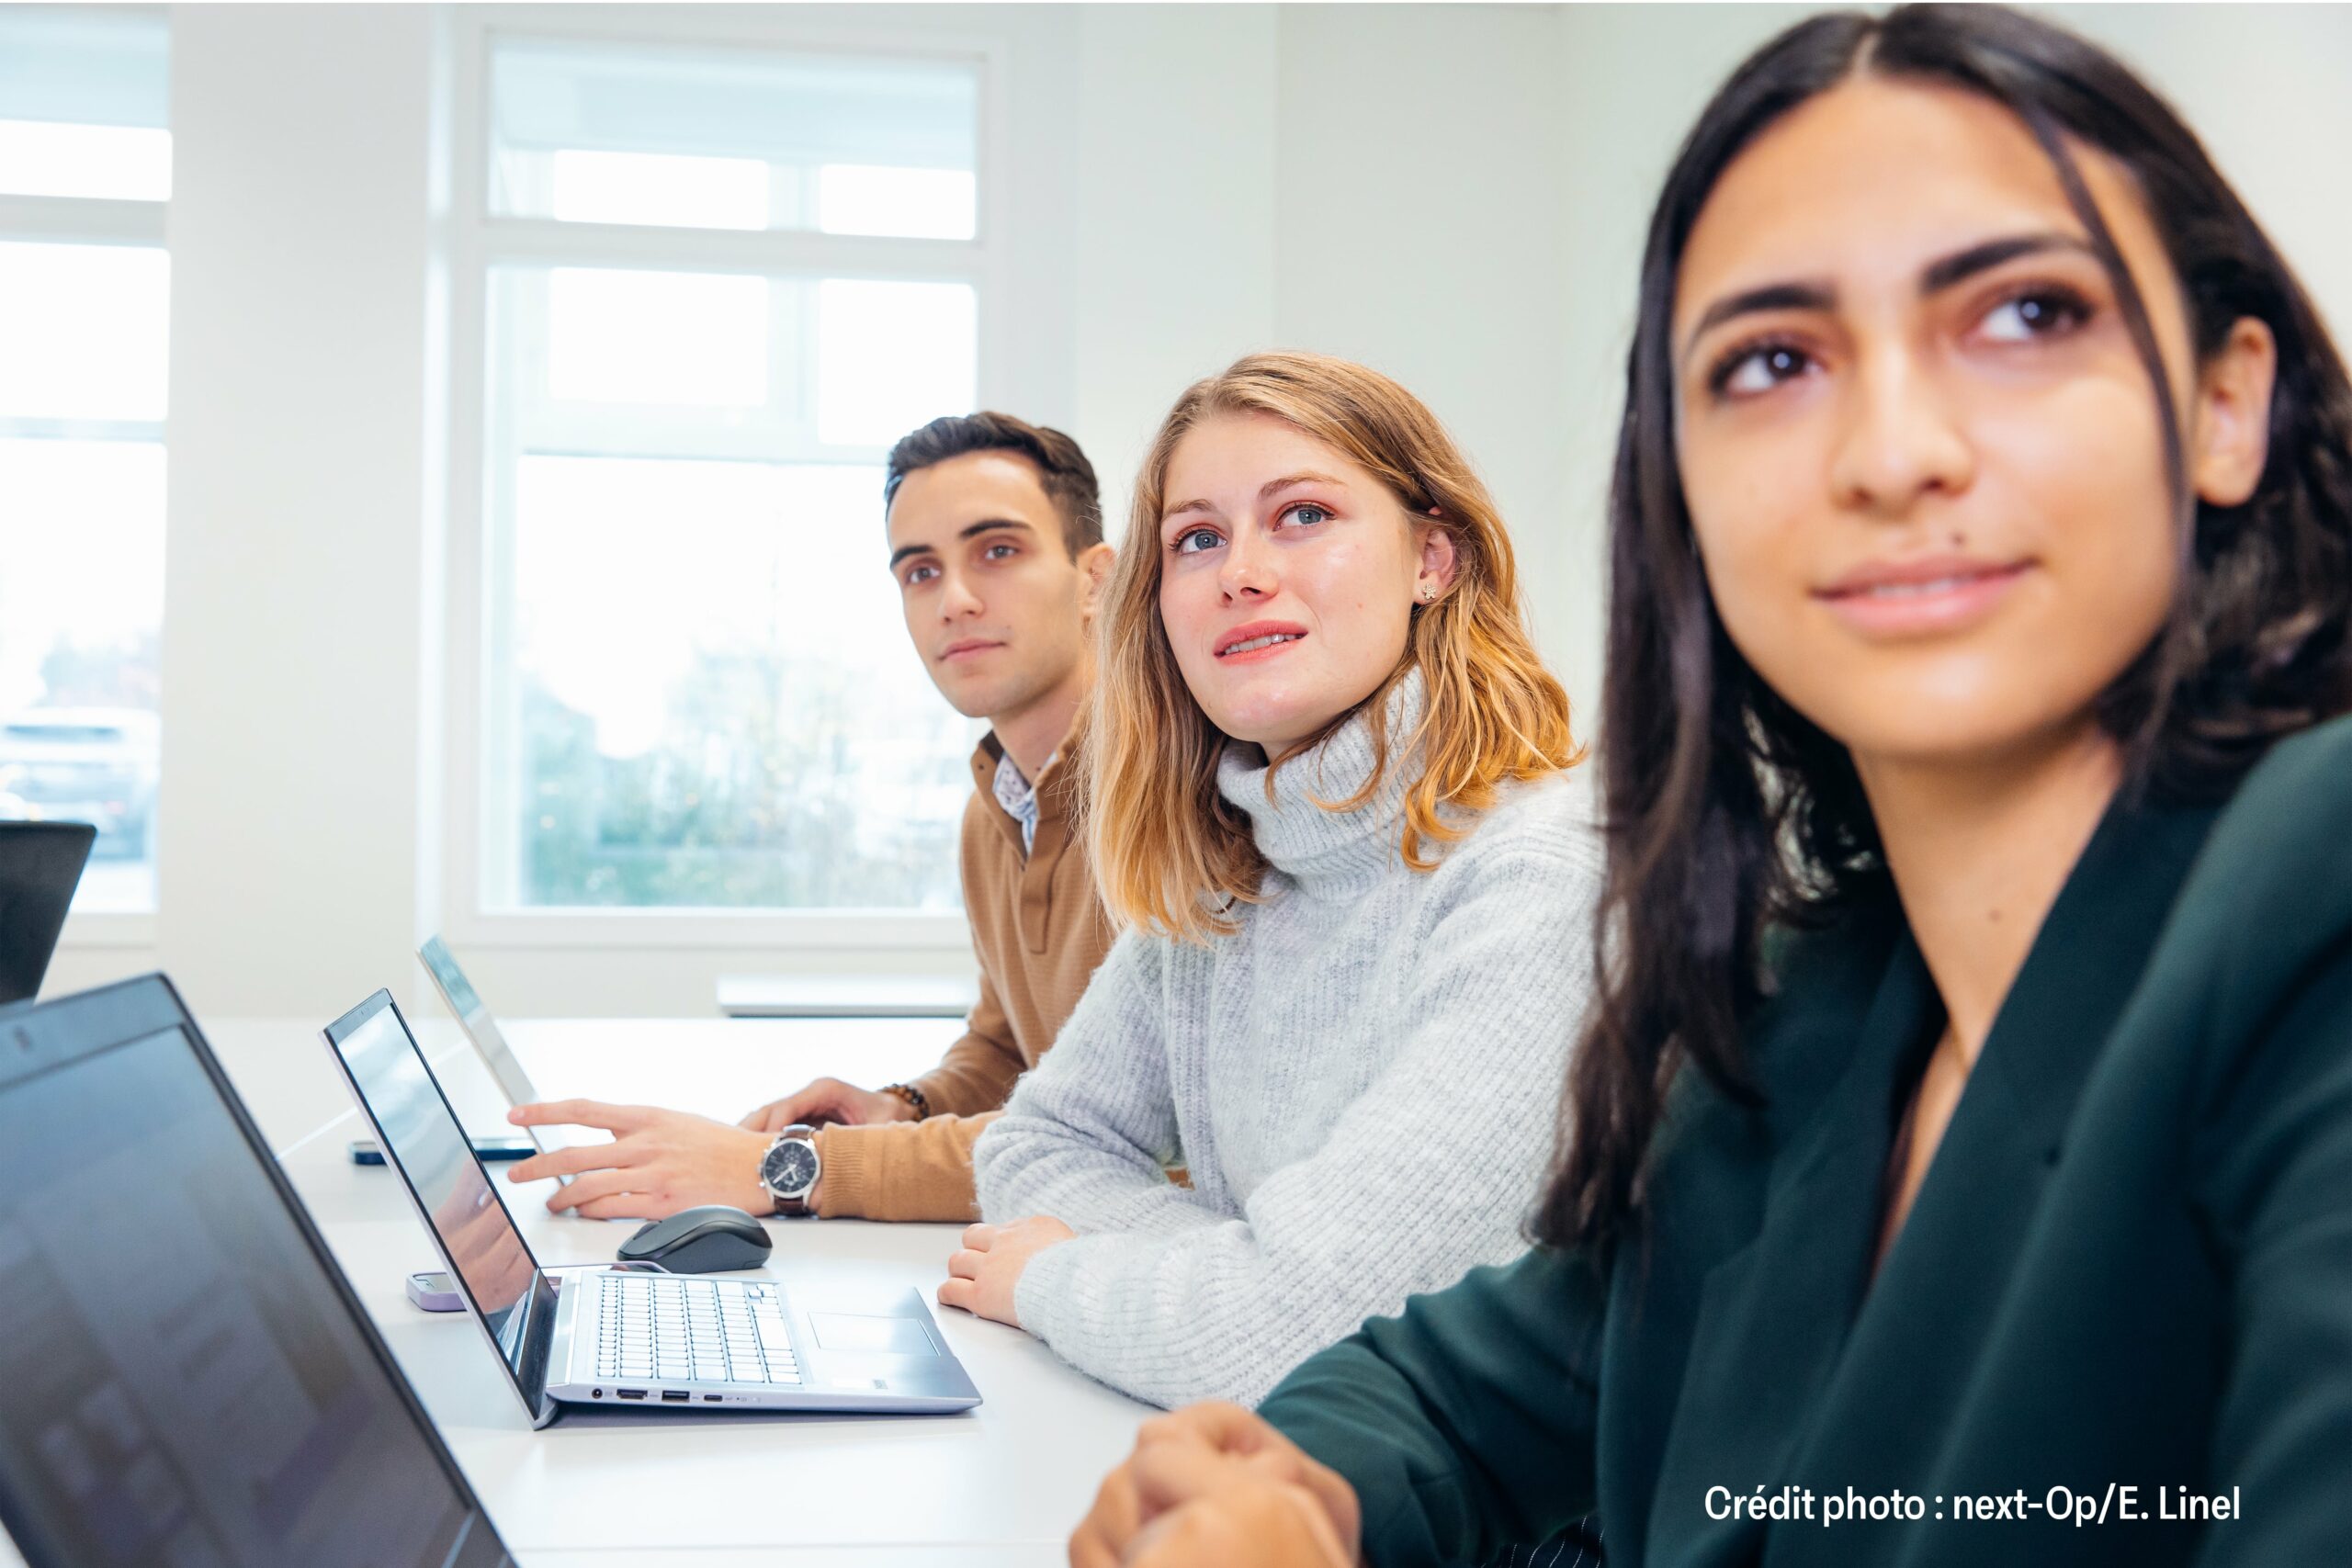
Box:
[935,1215,1076,1326]
[1071,1403,1362,1568]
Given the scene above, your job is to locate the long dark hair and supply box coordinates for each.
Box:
[1536,3,2352,1257]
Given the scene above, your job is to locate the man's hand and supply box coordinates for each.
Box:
[506,1100,778,1220]
[739,1077,920,1134]
[1071,1403,1363,1568]
[935,1215,1076,1326]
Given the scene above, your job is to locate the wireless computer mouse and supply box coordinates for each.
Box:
[616,1205,774,1274]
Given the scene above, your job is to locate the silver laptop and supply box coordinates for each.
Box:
[323,988,981,1427]
[415,933,600,1164]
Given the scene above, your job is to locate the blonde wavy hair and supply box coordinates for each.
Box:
[1088,351,1582,942]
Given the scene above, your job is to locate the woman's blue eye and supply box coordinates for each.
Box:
[1281,502,1332,527]
[1172,527,1223,556]
[1713,342,1813,399]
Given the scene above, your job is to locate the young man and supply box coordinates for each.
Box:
[505,412,1117,1223]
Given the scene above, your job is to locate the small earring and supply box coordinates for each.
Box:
[1418,585,1437,604]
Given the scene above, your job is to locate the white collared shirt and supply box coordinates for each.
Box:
[991,749,1051,855]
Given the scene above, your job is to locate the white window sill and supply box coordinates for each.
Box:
[446,907,971,953]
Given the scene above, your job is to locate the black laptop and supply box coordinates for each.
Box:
[0,975,517,1567]
[0,821,96,1005]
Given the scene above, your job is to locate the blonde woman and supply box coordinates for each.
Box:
[935,353,1604,1409]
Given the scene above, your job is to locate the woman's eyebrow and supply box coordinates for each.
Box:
[1679,281,1835,369]
[1917,230,2098,293]
[1257,470,1346,500]
[1162,471,1348,529]
[1677,231,2102,370]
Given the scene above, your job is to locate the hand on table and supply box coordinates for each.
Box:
[505,1100,778,1220]
[935,1215,1075,1327]
[739,1077,921,1134]
[1071,1403,1362,1568]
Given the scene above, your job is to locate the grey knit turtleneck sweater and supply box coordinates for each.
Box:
[971,672,1604,1409]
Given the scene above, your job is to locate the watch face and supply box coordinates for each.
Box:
[763,1136,819,1198]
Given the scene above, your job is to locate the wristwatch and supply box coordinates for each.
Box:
[758,1124,821,1217]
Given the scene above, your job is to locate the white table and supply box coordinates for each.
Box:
[3,1014,1150,1568]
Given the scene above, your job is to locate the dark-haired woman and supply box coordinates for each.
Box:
[1068,6,2352,1566]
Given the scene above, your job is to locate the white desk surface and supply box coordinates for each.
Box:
[2,1014,1149,1568]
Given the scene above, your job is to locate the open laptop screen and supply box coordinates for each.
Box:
[0,821,97,1006]
[0,976,511,1568]
[415,936,537,1109]
[323,991,554,1420]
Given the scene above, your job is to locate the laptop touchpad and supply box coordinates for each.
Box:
[809,1312,938,1357]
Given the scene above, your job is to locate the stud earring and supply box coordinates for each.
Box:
[1418,586,1437,604]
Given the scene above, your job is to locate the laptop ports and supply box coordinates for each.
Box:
[661,1390,689,1403]
[616,1389,647,1401]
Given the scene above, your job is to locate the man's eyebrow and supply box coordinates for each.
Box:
[888,517,1033,569]
[1161,471,1350,527]
[960,517,1033,542]
[1918,231,2097,294]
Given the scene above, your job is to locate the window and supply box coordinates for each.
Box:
[487,38,978,240]
[468,32,987,918]
[0,7,171,917]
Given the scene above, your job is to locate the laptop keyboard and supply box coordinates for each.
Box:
[593,1274,802,1387]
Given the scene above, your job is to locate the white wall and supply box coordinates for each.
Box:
[47,4,448,1017]
[1069,6,1278,516]
[45,3,2352,1018]
[1272,4,1585,712]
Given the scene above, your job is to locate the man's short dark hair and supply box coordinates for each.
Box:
[883,412,1104,557]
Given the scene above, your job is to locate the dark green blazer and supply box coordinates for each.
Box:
[1261,715,2352,1567]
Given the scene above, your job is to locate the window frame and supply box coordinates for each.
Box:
[443,7,1008,953]
[0,5,172,947]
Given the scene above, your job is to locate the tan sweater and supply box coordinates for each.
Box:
[812,728,1113,1221]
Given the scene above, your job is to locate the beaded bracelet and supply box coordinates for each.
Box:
[881,1082,931,1120]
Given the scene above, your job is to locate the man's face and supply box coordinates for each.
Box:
[885,450,1110,724]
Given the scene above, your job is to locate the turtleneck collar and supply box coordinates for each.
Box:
[1215,668,1426,897]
